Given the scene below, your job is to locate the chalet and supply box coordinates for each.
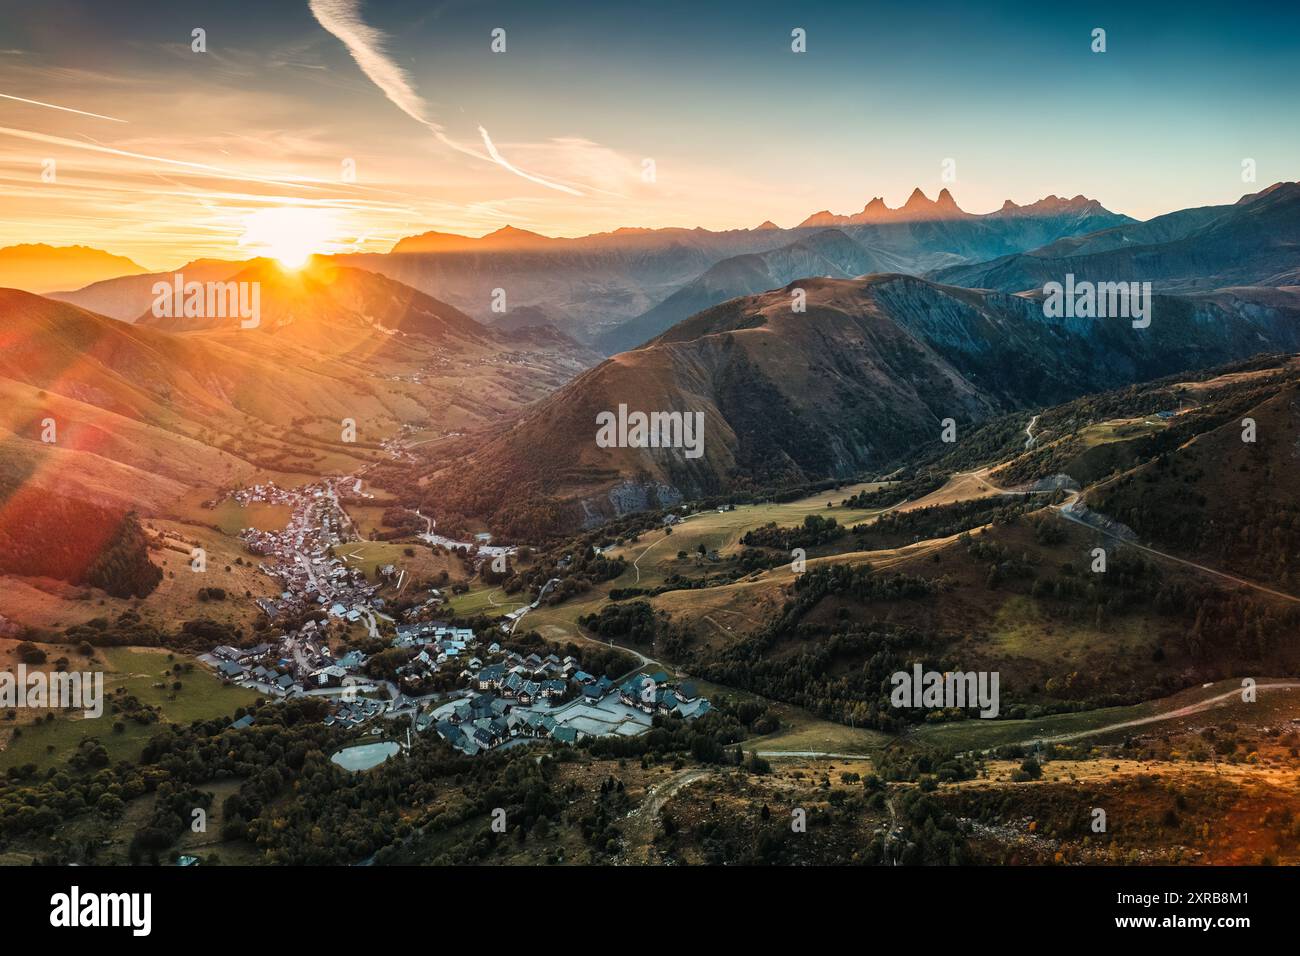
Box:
[573,670,595,686]
[552,726,579,745]
[620,675,656,713]
[217,660,244,680]
[450,701,472,724]
[501,672,524,698]
[250,665,275,683]
[477,664,505,690]
[314,665,347,688]
[228,715,254,730]
[539,679,567,702]
[337,650,366,669]
[517,680,541,705]
[213,645,243,662]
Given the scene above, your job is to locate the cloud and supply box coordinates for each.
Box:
[308,0,582,196]
[0,125,327,192]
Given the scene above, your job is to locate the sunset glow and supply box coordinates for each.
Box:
[238,207,344,269]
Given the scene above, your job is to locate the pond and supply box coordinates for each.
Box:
[330,741,401,772]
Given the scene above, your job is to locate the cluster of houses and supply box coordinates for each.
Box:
[429,693,580,755]
[618,673,712,720]
[206,623,380,714]
[393,621,477,690]
[231,477,383,625]
[418,644,711,755]
[324,696,386,728]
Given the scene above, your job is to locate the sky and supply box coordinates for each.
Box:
[0,0,1298,270]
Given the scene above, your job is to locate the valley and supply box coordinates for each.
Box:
[2,182,1299,870]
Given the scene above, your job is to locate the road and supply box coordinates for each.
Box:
[1054,497,1300,605]
[1019,681,1300,747]
[507,577,561,635]
[1024,413,1040,450]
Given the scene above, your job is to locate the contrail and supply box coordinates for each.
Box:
[0,92,127,123]
[0,125,328,191]
[478,126,581,196]
[308,0,582,196]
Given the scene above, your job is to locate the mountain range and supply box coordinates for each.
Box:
[430,266,1300,535]
[0,263,598,520]
[930,182,1300,292]
[0,244,144,295]
[3,182,1299,540]
[25,188,1132,355]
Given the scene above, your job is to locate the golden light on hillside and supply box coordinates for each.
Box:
[238,207,343,269]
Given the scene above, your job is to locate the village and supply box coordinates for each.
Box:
[201,616,711,756]
[199,477,711,757]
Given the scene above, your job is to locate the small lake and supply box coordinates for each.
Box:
[331,741,401,772]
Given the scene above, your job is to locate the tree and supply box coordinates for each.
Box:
[16,642,46,665]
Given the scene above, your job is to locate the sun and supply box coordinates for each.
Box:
[238,207,341,269]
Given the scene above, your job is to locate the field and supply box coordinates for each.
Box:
[602,480,891,590]
[0,645,259,771]
[207,499,293,535]
[335,540,466,602]
[450,584,528,617]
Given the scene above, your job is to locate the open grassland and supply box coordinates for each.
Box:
[336,539,461,587]
[450,584,528,617]
[603,481,892,587]
[206,499,293,535]
[0,517,278,636]
[0,645,259,772]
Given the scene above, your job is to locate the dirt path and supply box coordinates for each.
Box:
[619,767,710,863]
[754,750,874,759]
[1020,681,1300,746]
[1054,502,1300,605]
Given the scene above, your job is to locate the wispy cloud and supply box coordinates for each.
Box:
[307,0,582,196]
[0,125,328,192]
